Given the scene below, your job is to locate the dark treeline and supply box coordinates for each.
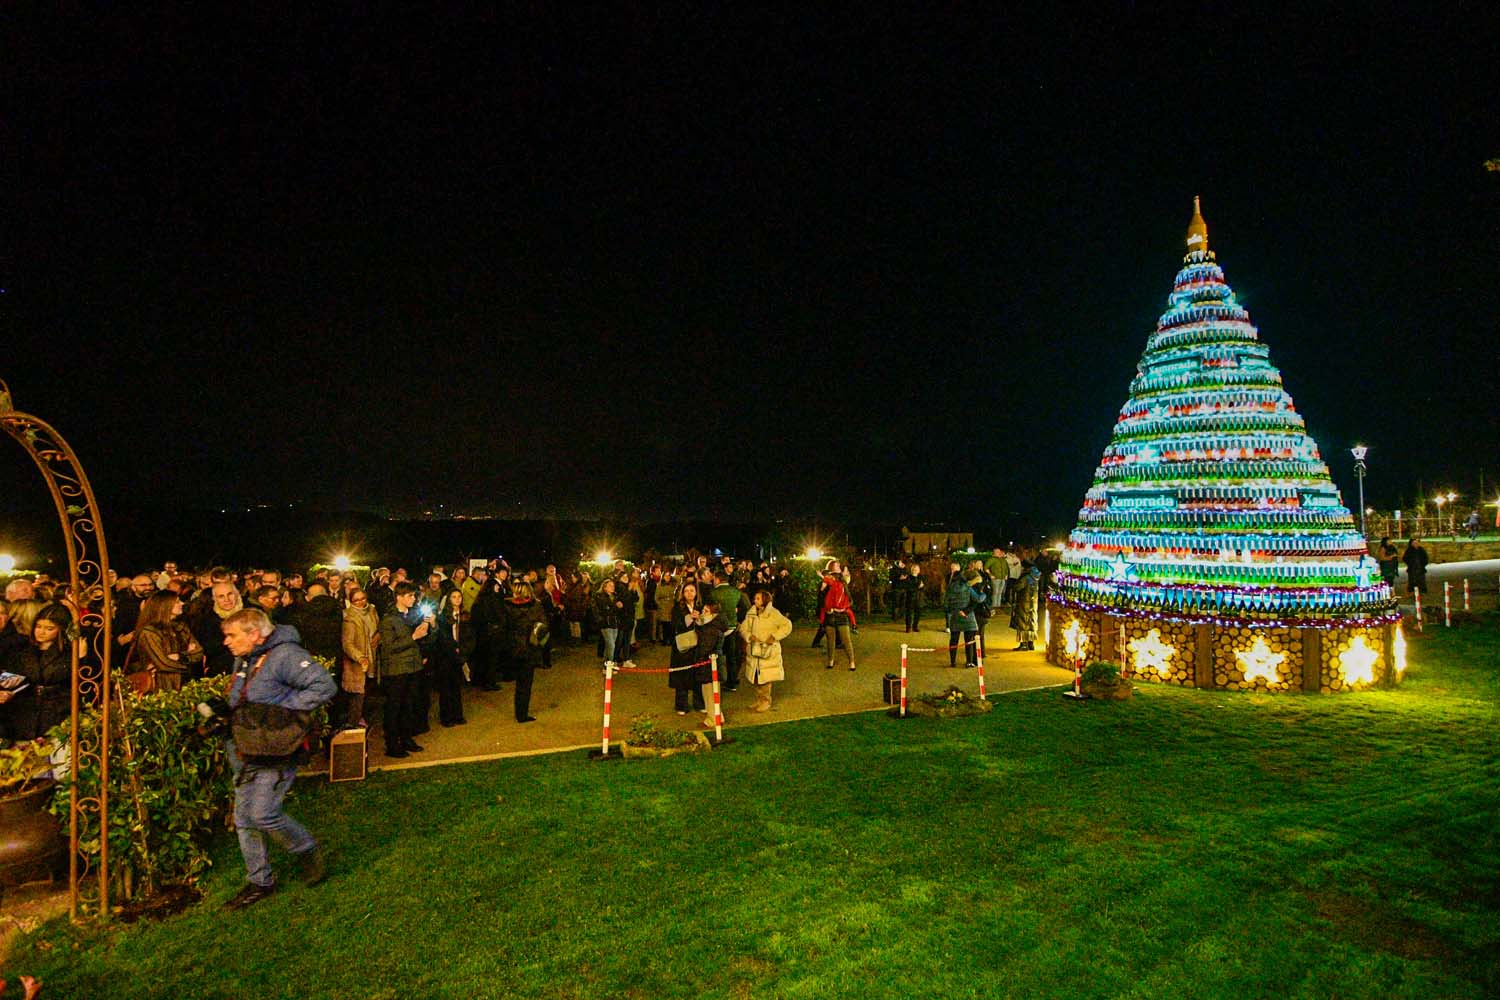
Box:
[0,504,1051,575]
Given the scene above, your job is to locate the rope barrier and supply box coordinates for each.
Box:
[608,659,712,675]
[597,655,724,757]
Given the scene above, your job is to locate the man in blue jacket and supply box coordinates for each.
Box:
[220,608,338,910]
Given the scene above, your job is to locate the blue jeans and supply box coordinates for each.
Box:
[601,627,621,662]
[234,763,316,887]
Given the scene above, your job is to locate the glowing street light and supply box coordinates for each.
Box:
[1349,445,1368,537]
[802,547,823,561]
[0,553,15,574]
[331,554,353,572]
[594,551,613,565]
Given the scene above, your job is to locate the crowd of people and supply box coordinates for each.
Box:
[0,544,1058,747]
[0,545,1055,915]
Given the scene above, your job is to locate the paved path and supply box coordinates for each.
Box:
[366,616,1074,772]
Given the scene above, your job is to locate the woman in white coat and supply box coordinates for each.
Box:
[738,589,794,712]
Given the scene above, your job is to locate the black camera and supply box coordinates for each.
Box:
[195,697,233,737]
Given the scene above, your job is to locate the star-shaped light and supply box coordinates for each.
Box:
[1236,636,1286,685]
[1062,619,1090,662]
[1105,554,1134,582]
[1340,636,1379,686]
[1137,445,1160,465]
[1128,628,1176,677]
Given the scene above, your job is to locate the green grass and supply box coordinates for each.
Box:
[11,621,1500,999]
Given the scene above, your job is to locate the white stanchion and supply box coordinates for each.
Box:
[1414,590,1424,632]
[600,662,615,756]
[1444,582,1451,628]
[975,637,987,701]
[1463,578,1470,612]
[709,654,724,743]
[899,643,909,717]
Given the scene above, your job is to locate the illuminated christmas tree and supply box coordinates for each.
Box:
[1049,199,1402,693]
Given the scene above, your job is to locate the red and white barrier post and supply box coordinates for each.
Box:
[709,653,724,742]
[899,643,909,717]
[1463,578,1470,612]
[1444,582,1452,628]
[974,636,988,701]
[1414,590,1424,632]
[600,662,615,756]
[1118,623,1127,677]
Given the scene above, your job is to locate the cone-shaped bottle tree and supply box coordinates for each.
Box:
[1049,200,1400,692]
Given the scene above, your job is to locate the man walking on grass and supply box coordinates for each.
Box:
[218,608,337,910]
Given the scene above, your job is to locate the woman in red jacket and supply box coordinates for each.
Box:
[818,561,856,671]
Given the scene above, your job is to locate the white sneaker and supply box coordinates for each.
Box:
[622,660,638,669]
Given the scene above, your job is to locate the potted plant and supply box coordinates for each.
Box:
[1081,660,1133,701]
[620,715,711,759]
[0,738,66,896]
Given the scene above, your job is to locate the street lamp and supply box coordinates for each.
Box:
[1350,445,1368,537]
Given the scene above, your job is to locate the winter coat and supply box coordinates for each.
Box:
[472,586,505,646]
[188,600,240,677]
[709,583,749,629]
[654,580,679,624]
[563,579,591,622]
[818,577,857,627]
[135,620,204,687]
[685,614,726,688]
[500,598,548,668]
[378,609,427,678]
[738,602,793,684]
[944,577,983,632]
[225,624,337,770]
[1011,570,1039,632]
[341,603,379,693]
[286,594,344,662]
[2,642,72,741]
[668,598,708,689]
[593,588,630,631]
[432,612,476,672]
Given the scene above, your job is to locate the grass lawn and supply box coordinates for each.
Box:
[10,619,1500,999]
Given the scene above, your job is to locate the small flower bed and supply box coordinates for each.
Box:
[621,715,709,758]
[902,685,993,718]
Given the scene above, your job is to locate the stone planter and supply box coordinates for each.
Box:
[903,698,994,719]
[0,781,66,897]
[621,731,712,758]
[1082,680,1134,701]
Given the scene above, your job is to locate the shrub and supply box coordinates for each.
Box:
[46,654,339,903]
[1082,660,1123,686]
[48,676,235,901]
[0,738,56,797]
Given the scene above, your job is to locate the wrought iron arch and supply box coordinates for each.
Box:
[0,378,113,921]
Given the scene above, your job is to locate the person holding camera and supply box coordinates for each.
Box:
[214,608,337,911]
[378,582,434,758]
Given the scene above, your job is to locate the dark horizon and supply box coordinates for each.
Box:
[4,10,1497,541]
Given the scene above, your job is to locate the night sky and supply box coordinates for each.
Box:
[4,9,1497,538]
